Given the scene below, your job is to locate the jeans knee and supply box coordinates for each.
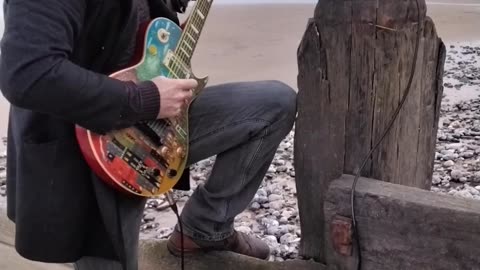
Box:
[267,80,297,126]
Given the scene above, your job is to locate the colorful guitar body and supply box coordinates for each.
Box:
[76,0,213,197]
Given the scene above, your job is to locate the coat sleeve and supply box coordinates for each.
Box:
[0,0,160,134]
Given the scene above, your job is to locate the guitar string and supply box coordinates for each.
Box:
[168,2,212,270]
[177,0,209,65]
[165,5,208,270]
[168,0,212,131]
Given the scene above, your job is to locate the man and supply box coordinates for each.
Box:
[0,0,297,269]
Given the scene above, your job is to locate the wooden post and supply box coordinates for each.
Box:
[294,0,446,263]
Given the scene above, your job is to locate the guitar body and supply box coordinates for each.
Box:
[75,17,208,197]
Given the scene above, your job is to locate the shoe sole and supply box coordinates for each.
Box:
[166,240,209,258]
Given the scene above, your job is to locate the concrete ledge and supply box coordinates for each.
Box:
[1,201,325,270]
[139,239,324,270]
[324,174,480,270]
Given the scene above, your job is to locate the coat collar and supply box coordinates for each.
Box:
[147,0,181,24]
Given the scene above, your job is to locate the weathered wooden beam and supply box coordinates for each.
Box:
[324,175,480,270]
[294,0,445,262]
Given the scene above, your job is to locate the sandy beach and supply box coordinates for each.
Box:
[0,1,479,146]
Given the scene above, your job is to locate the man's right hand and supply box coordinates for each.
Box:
[151,76,198,119]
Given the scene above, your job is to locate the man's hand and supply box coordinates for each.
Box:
[151,76,198,119]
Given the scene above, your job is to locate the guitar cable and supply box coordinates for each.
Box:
[166,192,185,270]
[351,0,422,269]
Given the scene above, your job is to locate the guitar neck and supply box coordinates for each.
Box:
[175,0,213,64]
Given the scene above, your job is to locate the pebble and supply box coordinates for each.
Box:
[461,151,475,158]
[155,227,174,239]
[269,201,284,210]
[143,213,156,222]
[263,235,279,246]
[457,190,474,199]
[237,226,252,235]
[473,172,480,183]
[443,160,455,167]
[250,202,261,211]
[450,170,463,180]
[268,194,283,202]
[432,175,442,185]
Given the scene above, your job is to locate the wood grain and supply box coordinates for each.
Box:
[295,0,445,263]
[325,175,480,270]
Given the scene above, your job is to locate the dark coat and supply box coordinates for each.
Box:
[0,0,190,265]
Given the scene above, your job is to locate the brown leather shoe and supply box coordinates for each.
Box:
[167,229,270,260]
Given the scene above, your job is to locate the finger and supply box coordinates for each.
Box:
[176,79,198,89]
[180,90,193,99]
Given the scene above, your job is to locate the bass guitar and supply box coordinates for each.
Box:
[75,0,213,197]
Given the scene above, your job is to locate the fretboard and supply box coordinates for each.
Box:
[175,0,213,64]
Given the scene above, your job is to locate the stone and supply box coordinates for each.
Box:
[257,189,267,197]
[432,175,442,185]
[450,170,463,180]
[443,160,455,167]
[467,186,480,196]
[143,213,156,223]
[257,196,269,204]
[273,159,286,166]
[280,233,295,244]
[250,202,261,211]
[456,190,474,199]
[252,223,261,233]
[263,235,279,246]
[268,194,283,202]
[269,201,284,210]
[446,143,463,150]
[461,151,475,158]
[236,226,252,235]
[473,172,480,183]
[266,226,279,236]
[279,217,289,224]
[278,225,289,235]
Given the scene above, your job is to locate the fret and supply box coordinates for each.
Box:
[191,25,199,35]
[175,0,213,62]
[179,47,190,59]
[196,9,205,20]
[182,42,193,52]
[177,47,191,62]
[186,33,196,44]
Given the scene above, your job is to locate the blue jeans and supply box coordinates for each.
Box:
[74,80,297,269]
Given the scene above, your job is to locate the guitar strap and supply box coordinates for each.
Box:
[163,0,191,13]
